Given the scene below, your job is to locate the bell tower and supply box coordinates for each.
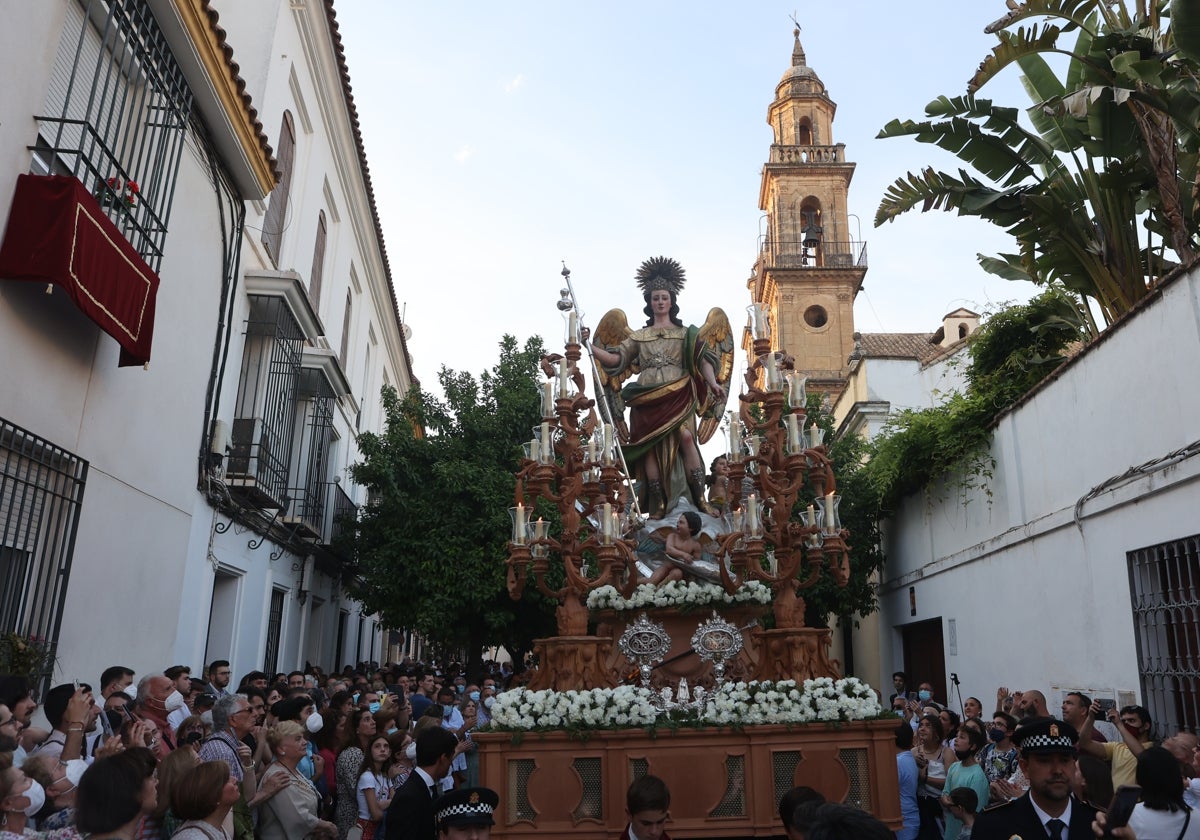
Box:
[744,29,866,398]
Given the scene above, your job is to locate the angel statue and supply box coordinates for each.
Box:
[583,256,734,520]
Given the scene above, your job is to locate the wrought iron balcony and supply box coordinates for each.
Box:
[758,237,868,269]
[768,144,846,165]
[327,482,358,548]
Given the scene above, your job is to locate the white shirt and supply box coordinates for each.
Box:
[1029,795,1073,838]
[1128,803,1200,840]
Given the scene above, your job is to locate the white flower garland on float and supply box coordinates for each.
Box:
[487,676,884,732]
[586,580,773,612]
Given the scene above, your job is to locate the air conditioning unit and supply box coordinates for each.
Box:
[225,418,283,509]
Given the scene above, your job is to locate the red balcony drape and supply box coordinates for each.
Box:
[0,173,160,366]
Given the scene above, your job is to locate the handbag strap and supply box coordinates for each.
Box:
[1176,806,1191,840]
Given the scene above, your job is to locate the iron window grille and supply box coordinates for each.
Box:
[0,418,89,694]
[284,368,335,540]
[262,587,286,677]
[227,296,305,511]
[1128,533,1200,734]
[34,0,192,272]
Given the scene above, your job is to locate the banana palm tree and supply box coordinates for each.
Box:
[876,0,1199,333]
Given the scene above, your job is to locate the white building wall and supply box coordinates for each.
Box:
[877,264,1200,707]
[0,0,406,687]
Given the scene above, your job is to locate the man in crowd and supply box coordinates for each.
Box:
[890,671,914,706]
[387,726,459,840]
[135,673,178,757]
[1077,703,1155,788]
[805,803,894,840]
[981,711,1020,803]
[29,682,100,762]
[410,672,437,718]
[780,785,826,840]
[973,717,1097,840]
[206,659,233,697]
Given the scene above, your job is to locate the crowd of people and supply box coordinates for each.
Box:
[0,659,509,840]
[888,672,1199,840]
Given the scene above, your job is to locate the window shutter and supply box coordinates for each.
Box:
[262,111,295,264]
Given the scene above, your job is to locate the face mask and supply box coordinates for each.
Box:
[483,696,495,710]
[352,693,360,704]
[21,779,46,817]
[988,728,1007,742]
[443,708,452,719]
[63,758,89,788]
[387,727,398,736]
[200,710,214,727]
[469,691,480,702]
[405,742,417,761]
[164,690,185,712]
[954,748,973,761]
[456,685,464,694]
[918,690,932,702]
[368,702,381,714]
[305,712,324,734]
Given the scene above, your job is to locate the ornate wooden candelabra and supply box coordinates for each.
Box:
[506,338,640,689]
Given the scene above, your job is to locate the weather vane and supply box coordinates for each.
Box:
[789,12,801,31]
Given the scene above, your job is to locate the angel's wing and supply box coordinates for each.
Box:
[695,307,734,444]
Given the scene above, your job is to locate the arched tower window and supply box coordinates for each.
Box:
[796,118,812,146]
[958,323,968,340]
[799,198,823,264]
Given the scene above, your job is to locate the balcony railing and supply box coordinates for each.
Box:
[768,144,845,165]
[327,482,357,548]
[758,238,868,269]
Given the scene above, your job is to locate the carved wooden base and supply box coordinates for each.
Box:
[527,636,617,690]
[750,627,840,682]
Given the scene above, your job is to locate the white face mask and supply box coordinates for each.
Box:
[404,742,417,761]
[63,758,89,788]
[305,712,324,734]
[164,690,185,712]
[483,696,495,710]
[200,710,214,727]
[21,779,46,817]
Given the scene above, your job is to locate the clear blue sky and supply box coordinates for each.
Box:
[333,1,1042,392]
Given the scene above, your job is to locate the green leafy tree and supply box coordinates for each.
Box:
[876,0,1200,333]
[347,335,557,676]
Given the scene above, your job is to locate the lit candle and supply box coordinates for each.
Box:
[786,413,800,451]
[728,411,741,459]
[558,360,570,397]
[601,502,613,542]
[514,503,525,543]
[542,381,554,416]
[541,422,551,461]
[807,504,816,527]
[808,422,821,449]
[765,351,779,389]
[587,435,598,463]
[603,423,614,464]
[610,510,620,539]
[569,311,579,344]
[747,494,759,535]
[534,517,545,541]
[825,492,835,529]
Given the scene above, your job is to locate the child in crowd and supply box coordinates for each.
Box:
[356,733,394,840]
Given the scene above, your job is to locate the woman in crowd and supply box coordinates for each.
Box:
[458,696,480,787]
[175,715,207,753]
[258,721,337,840]
[314,708,345,819]
[963,697,984,720]
[1127,746,1200,839]
[169,760,241,840]
[146,741,199,838]
[939,709,961,751]
[354,733,394,840]
[387,731,414,788]
[912,714,956,840]
[73,748,159,840]
[334,708,377,839]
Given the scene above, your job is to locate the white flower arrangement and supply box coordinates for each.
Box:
[586,580,772,612]
[487,676,883,732]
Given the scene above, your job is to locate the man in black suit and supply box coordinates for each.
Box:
[386,726,459,840]
[974,717,1098,840]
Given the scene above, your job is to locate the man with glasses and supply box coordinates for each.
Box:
[0,703,24,752]
[198,693,267,840]
[206,660,233,698]
[1077,702,1155,788]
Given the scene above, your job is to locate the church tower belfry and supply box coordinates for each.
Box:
[745,29,866,398]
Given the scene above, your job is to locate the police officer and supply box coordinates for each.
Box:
[973,717,1098,840]
[434,786,499,840]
